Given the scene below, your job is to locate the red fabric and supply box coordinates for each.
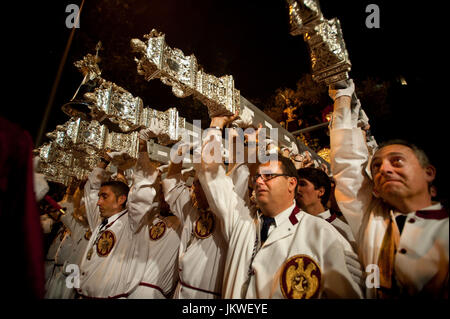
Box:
[416,208,449,220]
[0,117,45,298]
[44,194,63,211]
[288,206,301,225]
[325,212,338,223]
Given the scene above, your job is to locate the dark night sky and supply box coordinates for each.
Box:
[2,0,448,201]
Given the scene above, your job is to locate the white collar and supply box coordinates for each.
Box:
[394,202,443,217]
[269,201,297,227]
[317,209,331,220]
[104,208,127,224]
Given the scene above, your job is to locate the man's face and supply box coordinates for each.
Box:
[97,186,125,218]
[254,161,296,210]
[370,144,435,204]
[296,178,324,211]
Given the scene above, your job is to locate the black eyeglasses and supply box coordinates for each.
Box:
[251,173,290,184]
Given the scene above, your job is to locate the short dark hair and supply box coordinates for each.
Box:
[278,154,299,180]
[297,167,331,207]
[100,181,129,207]
[375,139,431,168]
[276,153,299,193]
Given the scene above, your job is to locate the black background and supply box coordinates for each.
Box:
[2,0,448,202]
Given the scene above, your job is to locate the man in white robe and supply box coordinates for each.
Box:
[329,79,448,298]
[196,116,364,299]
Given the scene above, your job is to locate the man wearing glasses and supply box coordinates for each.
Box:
[196,115,364,299]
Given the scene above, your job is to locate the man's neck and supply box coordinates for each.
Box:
[388,194,433,214]
[302,202,326,216]
[260,200,294,218]
[104,208,126,220]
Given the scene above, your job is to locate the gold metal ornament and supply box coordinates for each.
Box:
[84,229,92,241]
[86,247,94,260]
[287,0,323,36]
[317,147,330,163]
[287,0,351,85]
[280,254,321,299]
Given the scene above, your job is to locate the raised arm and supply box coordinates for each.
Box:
[162,142,196,222]
[126,135,159,233]
[329,80,373,237]
[83,156,111,230]
[197,113,253,241]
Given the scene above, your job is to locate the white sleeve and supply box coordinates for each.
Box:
[197,129,252,242]
[127,152,158,233]
[83,167,109,230]
[228,163,250,203]
[33,172,49,202]
[320,234,364,298]
[330,98,374,238]
[60,205,77,234]
[162,173,193,223]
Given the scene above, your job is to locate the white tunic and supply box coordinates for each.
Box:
[162,173,227,298]
[197,129,364,299]
[330,105,449,298]
[78,153,158,298]
[44,222,67,286]
[127,214,180,299]
[317,209,356,251]
[44,201,75,296]
[45,200,91,299]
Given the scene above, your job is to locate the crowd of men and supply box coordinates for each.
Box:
[39,80,448,299]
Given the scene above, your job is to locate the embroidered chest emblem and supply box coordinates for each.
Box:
[280,254,321,299]
[149,221,167,241]
[194,210,215,239]
[96,230,116,257]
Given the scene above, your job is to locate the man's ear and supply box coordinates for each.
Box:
[288,177,298,193]
[424,165,436,184]
[317,186,325,198]
[117,194,127,207]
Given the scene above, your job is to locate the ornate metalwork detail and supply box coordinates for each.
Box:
[305,18,351,84]
[140,107,186,146]
[73,53,102,82]
[287,0,323,36]
[287,0,351,85]
[82,81,145,133]
[63,53,185,144]
[131,29,239,117]
[35,117,141,186]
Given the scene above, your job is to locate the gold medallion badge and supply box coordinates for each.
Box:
[84,229,92,241]
[194,210,215,239]
[280,254,321,299]
[149,221,166,241]
[96,230,116,257]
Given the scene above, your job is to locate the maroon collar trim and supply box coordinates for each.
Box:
[289,206,301,225]
[415,208,448,220]
[325,212,338,223]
